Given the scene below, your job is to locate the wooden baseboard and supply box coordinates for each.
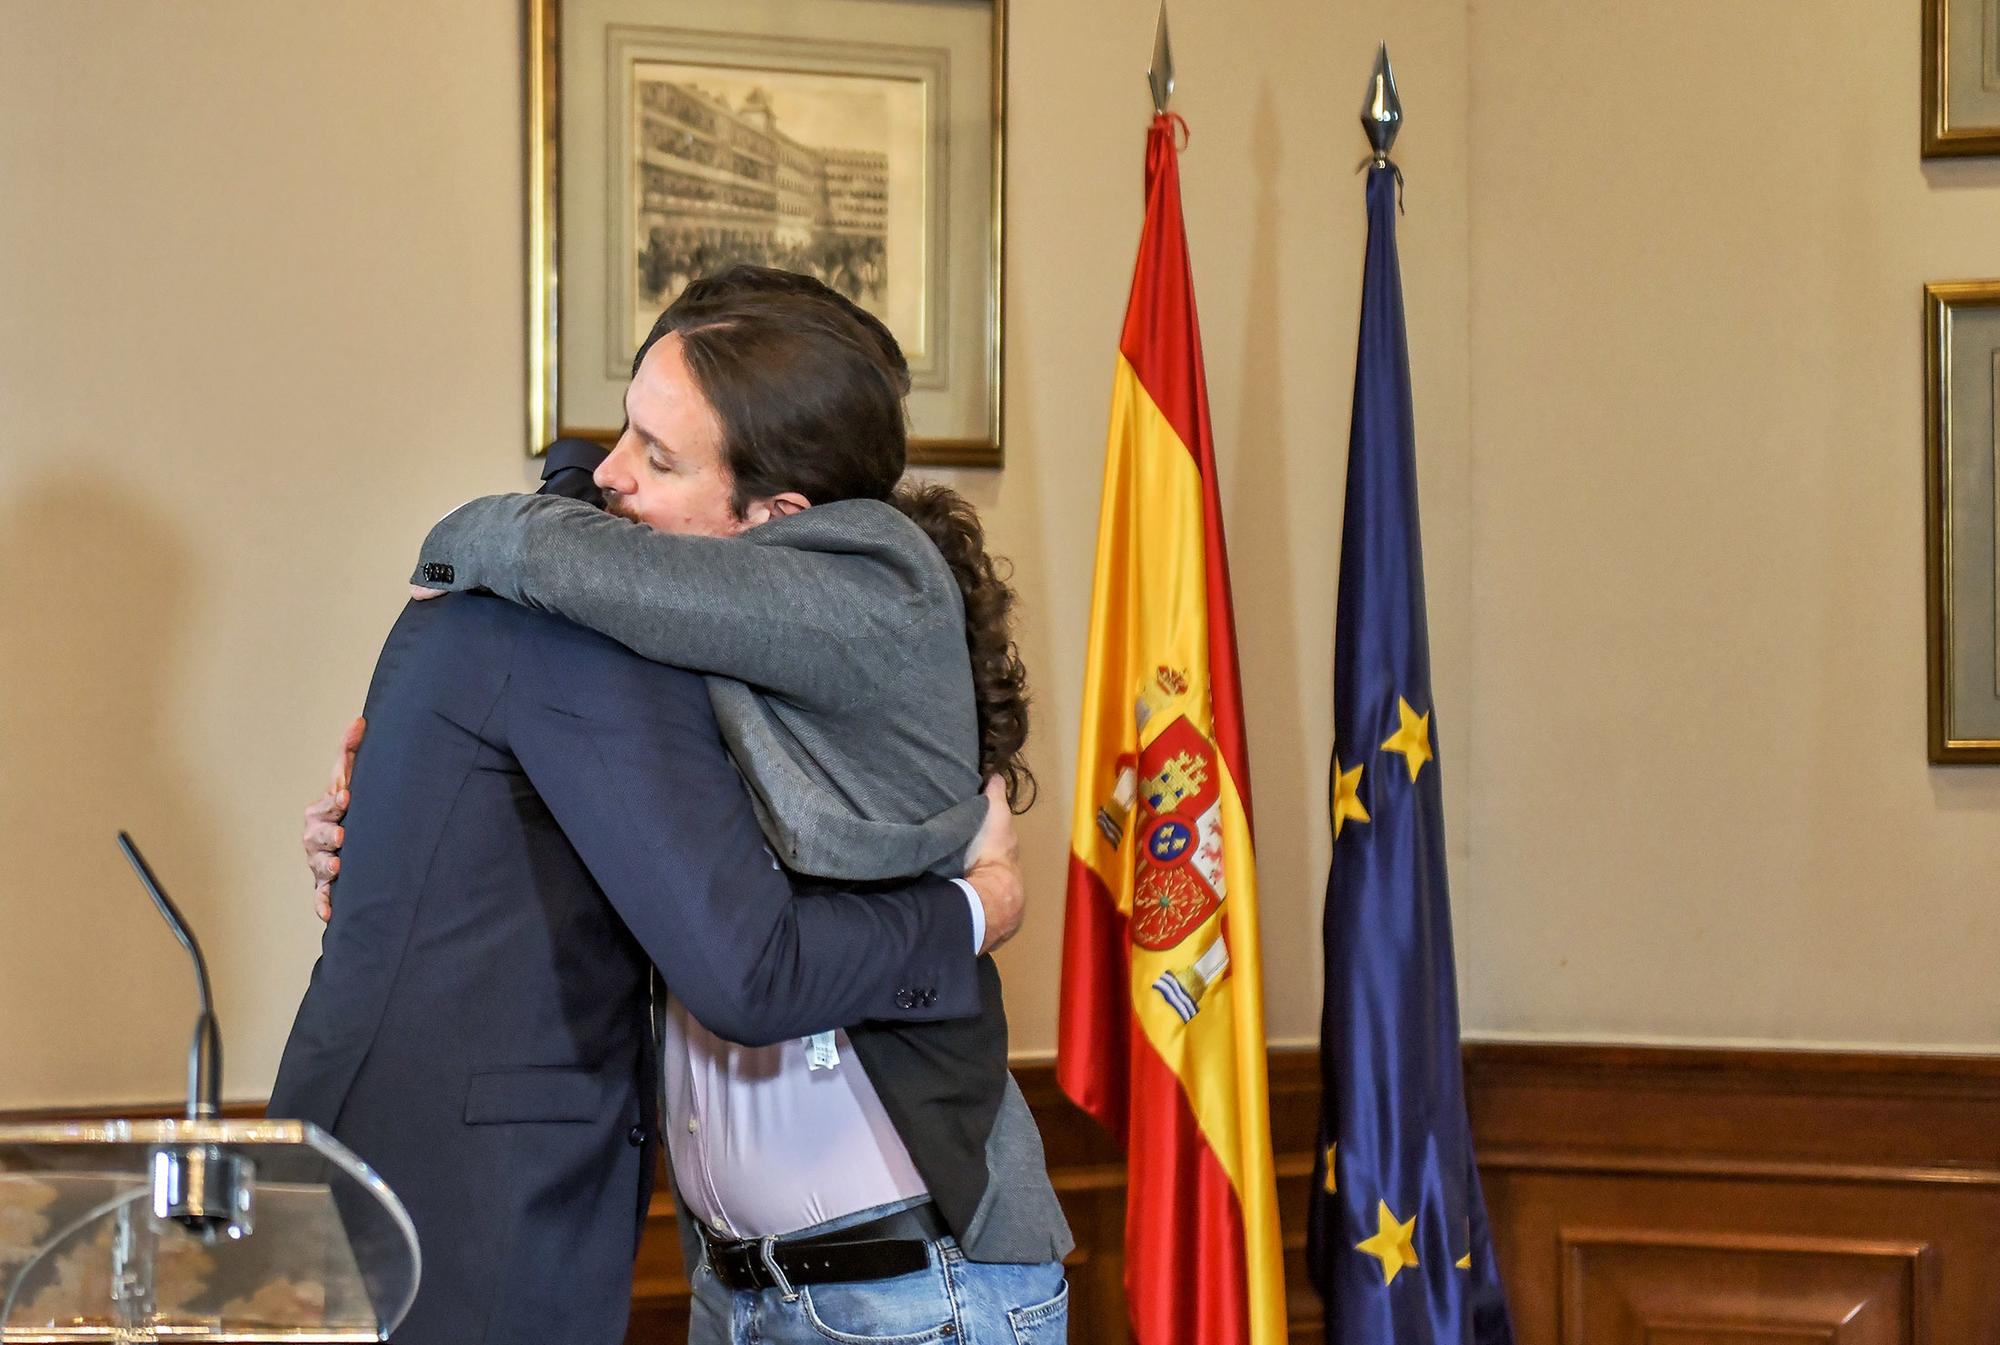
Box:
[14,1044,2000,1343]
[1465,1043,2000,1345]
[642,1044,2000,1344]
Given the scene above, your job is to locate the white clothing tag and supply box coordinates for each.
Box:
[805,1031,839,1071]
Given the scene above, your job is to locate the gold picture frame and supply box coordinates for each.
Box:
[526,0,1007,467]
[1923,0,2000,156]
[1924,281,2000,761]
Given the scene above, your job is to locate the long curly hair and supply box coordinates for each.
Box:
[890,480,1035,812]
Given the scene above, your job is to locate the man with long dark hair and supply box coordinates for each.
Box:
[304,269,1071,1342]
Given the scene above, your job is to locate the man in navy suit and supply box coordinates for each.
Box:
[268,586,1013,1344]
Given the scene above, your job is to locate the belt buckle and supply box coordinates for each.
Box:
[703,1230,763,1294]
[757,1235,800,1302]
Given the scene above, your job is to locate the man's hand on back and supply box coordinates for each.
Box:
[304,722,1032,949]
[962,777,1024,955]
[302,716,365,922]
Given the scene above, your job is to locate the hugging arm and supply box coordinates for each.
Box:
[413,493,887,707]
[505,625,979,1046]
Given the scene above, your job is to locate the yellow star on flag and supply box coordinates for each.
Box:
[1331,758,1370,838]
[1455,1252,1472,1270]
[1322,1142,1337,1195]
[1355,1199,1419,1286]
[1379,697,1433,782]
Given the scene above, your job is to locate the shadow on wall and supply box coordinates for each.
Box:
[0,473,223,1106]
[1920,157,2000,192]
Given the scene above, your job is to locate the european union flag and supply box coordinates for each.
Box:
[1306,161,1513,1344]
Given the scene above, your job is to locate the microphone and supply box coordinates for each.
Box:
[117,832,222,1119]
[116,833,250,1240]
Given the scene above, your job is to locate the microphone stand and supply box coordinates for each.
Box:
[117,833,253,1241]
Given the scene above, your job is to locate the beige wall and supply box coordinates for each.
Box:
[1460,0,2000,1048]
[0,0,1471,1108]
[0,0,540,1108]
[7,0,1989,1113]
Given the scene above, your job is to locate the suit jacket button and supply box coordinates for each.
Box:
[895,989,918,1010]
[627,1125,646,1147]
[421,562,455,584]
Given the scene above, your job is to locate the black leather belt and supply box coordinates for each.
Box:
[699,1202,949,1294]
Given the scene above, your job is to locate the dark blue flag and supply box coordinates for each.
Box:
[1306,163,1513,1344]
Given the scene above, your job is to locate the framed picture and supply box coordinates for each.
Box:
[1924,281,2000,761]
[1923,0,2000,155]
[527,0,1007,467]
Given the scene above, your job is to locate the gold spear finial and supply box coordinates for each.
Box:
[1148,3,1175,115]
[1362,42,1402,162]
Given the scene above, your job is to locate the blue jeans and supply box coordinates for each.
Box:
[688,1230,1068,1345]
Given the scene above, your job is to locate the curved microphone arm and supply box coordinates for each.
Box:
[117,832,223,1119]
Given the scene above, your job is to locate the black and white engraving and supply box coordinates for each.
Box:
[631,63,925,355]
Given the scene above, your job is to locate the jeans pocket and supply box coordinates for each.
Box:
[1006,1280,1069,1345]
[798,1264,959,1345]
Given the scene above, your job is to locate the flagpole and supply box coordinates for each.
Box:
[1056,10,1288,1343]
[1304,41,1516,1343]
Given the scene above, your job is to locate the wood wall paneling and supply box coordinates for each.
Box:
[1560,1230,1930,1345]
[12,1044,2000,1344]
[1469,1045,1999,1345]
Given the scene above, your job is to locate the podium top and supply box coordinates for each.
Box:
[0,1119,419,1343]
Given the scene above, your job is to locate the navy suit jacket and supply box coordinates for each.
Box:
[268,592,978,1345]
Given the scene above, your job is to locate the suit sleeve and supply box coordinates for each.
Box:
[505,620,980,1047]
[535,437,609,505]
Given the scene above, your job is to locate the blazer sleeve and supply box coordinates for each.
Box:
[410,493,923,708]
[503,615,980,1047]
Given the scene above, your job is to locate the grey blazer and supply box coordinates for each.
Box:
[419,494,990,877]
[413,490,1071,1264]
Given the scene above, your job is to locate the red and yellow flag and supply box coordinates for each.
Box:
[1057,114,1286,1345]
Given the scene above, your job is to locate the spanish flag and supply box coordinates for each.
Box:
[1058,114,1286,1345]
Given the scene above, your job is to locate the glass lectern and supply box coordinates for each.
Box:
[0,1119,418,1342]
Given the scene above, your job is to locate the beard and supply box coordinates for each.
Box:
[602,491,640,524]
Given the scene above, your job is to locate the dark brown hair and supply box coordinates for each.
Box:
[637,267,1034,809]
[658,265,912,397]
[890,480,1035,809]
[637,282,906,515]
